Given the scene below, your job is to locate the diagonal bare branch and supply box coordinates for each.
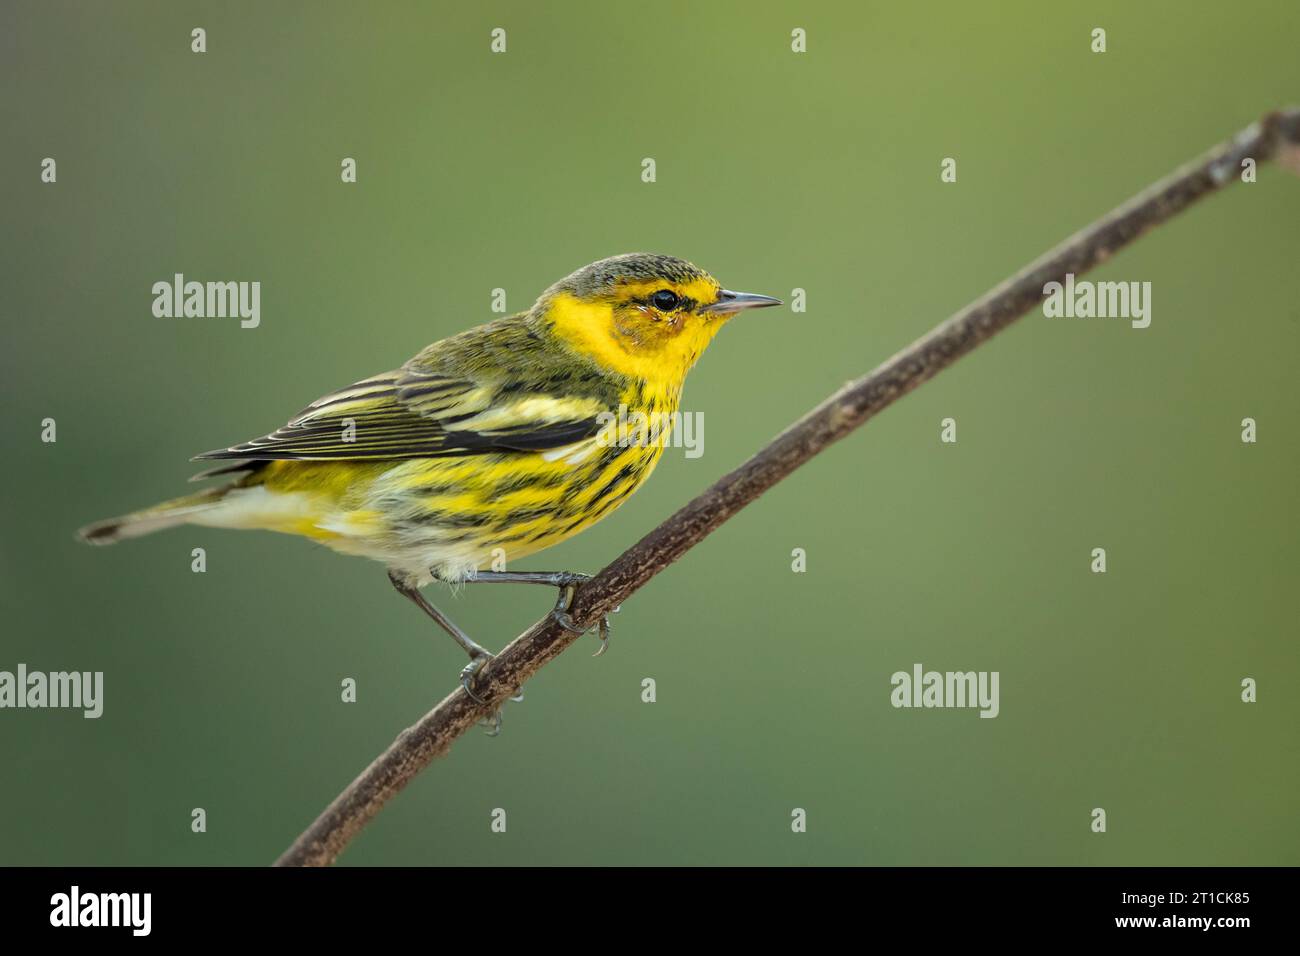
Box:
[275,108,1300,867]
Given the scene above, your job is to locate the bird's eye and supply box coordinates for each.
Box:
[651,290,679,311]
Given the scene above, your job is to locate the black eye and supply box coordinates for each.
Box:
[651,290,679,311]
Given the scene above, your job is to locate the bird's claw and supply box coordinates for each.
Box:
[459,654,491,704]
[549,607,582,633]
[460,655,514,738]
[592,615,611,657]
[460,653,521,734]
[550,585,612,656]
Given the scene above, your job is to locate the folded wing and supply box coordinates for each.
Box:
[193,367,608,462]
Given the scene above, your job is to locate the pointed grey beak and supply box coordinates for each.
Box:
[702,289,783,315]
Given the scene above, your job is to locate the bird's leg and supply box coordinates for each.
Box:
[457,570,615,657]
[387,571,501,725]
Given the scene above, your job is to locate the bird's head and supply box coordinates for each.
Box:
[533,253,780,385]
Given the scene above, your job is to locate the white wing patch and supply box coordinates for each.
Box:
[540,436,602,465]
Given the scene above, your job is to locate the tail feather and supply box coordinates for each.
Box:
[77,487,231,546]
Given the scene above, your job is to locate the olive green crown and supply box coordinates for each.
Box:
[549,253,710,299]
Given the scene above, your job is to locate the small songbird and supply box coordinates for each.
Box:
[80,253,779,705]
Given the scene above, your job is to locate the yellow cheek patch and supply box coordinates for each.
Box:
[546,287,726,384]
[547,293,667,380]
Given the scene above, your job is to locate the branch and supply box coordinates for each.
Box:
[276,108,1300,867]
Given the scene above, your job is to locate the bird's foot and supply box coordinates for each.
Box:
[459,652,493,704]
[549,580,616,657]
[459,653,523,736]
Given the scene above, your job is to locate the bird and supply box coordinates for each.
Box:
[79,253,780,718]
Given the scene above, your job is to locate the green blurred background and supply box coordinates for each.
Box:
[2,0,1297,866]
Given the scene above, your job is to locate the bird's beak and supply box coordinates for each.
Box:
[702,289,783,315]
